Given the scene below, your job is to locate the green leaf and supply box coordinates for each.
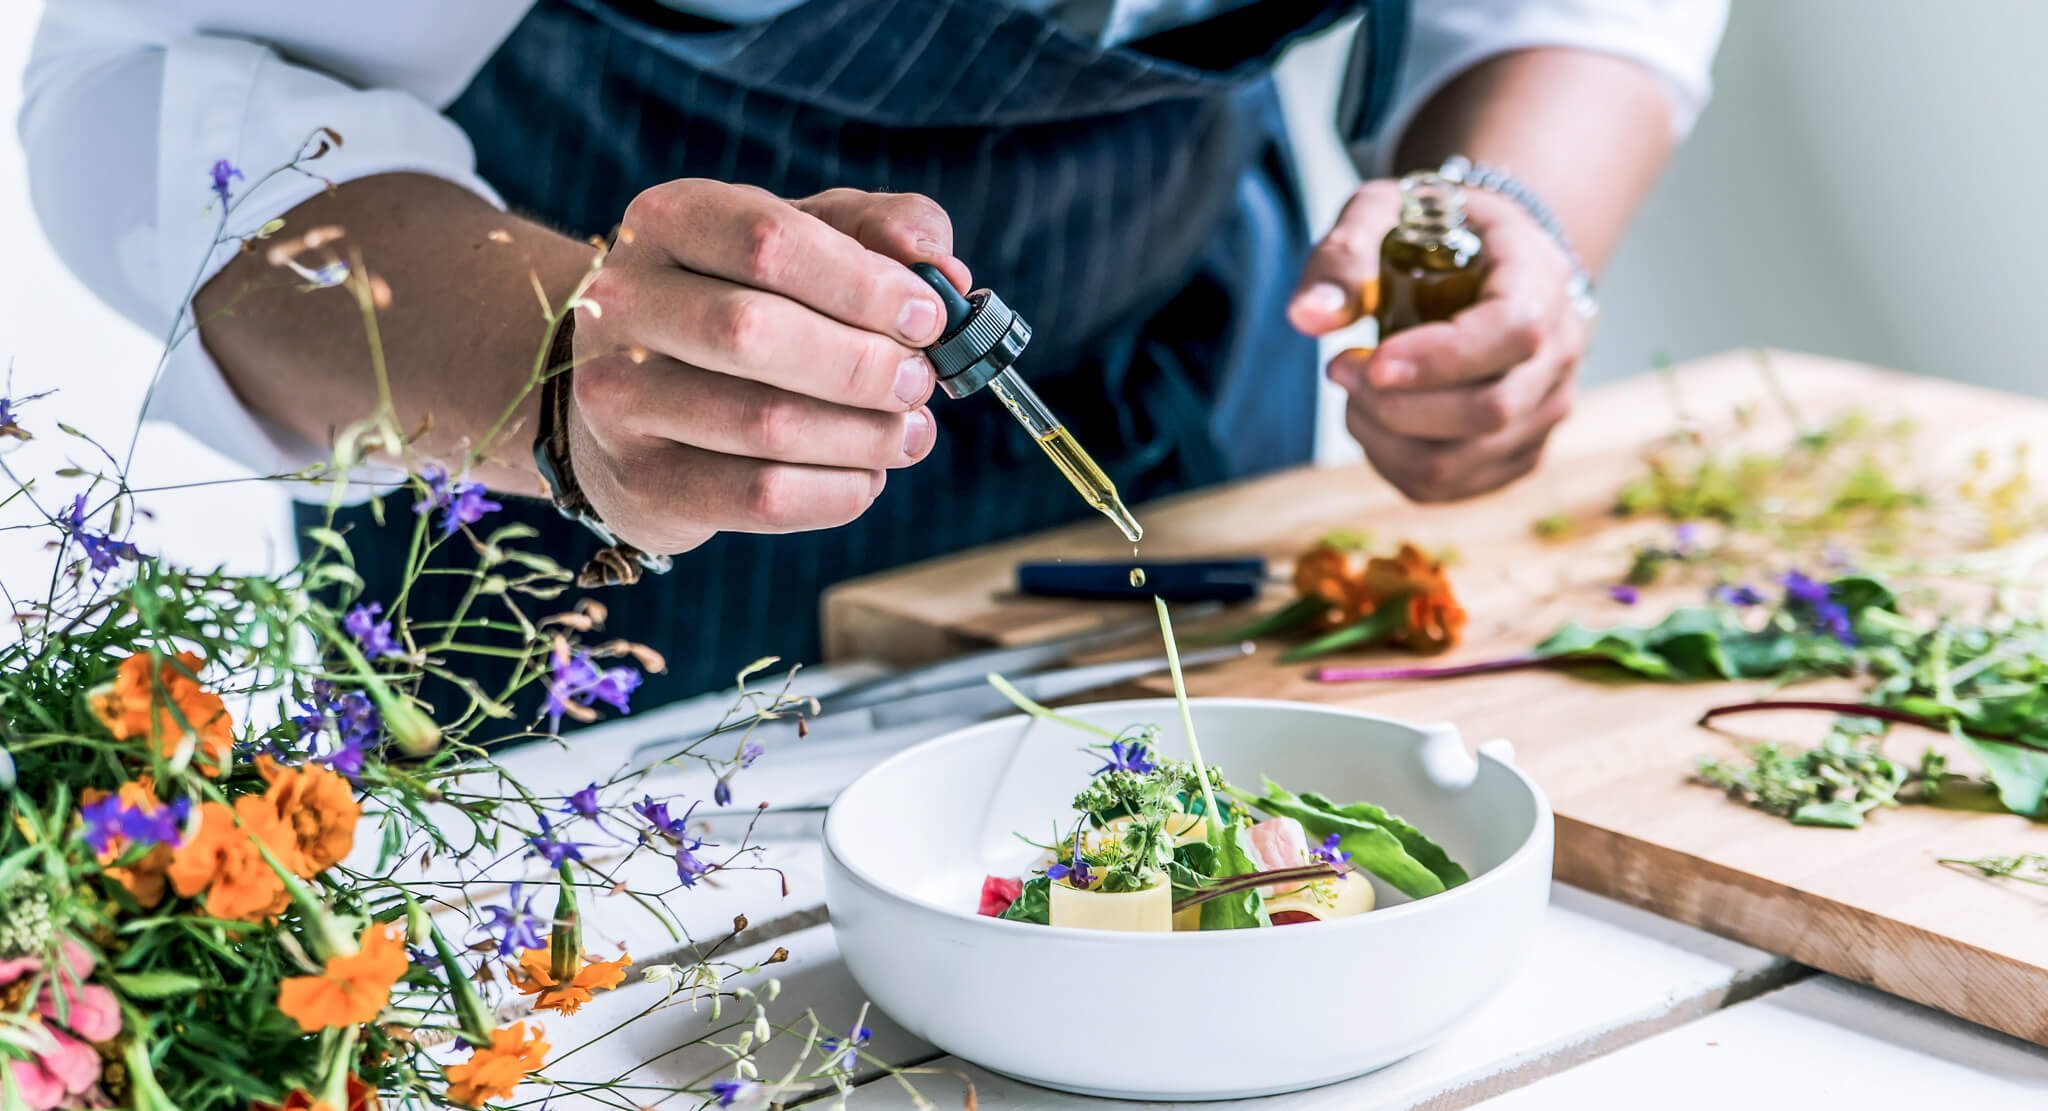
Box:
[1279,604,1405,663]
[109,971,207,999]
[1232,782,1447,899]
[1296,789,1468,888]
[1960,735,2048,818]
[1197,823,1271,931]
[1790,799,1870,828]
[1203,595,1321,644]
[999,877,1050,924]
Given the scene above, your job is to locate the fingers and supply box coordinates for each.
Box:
[795,189,972,293]
[578,350,935,470]
[618,179,948,347]
[1344,360,1576,503]
[1333,340,1571,441]
[1289,179,1400,336]
[608,439,888,545]
[581,264,936,412]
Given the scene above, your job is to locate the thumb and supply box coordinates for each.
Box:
[1288,179,1400,337]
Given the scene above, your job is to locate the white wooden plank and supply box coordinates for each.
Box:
[841,884,1790,1109]
[478,925,954,1108]
[1478,976,2048,1109]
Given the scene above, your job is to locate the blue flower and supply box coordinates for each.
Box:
[1309,832,1350,877]
[708,1080,757,1108]
[60,495,139,578]
[544,649,642,731]
[343,602,404,659]
[407,945,443,970]
[527,813,591,866]
[713,777,734,807]
[739,742,765,768]
[1672,522,1701,552]
[294,681,380,781]
[413,464,502,540]
[1607,584,1640,606]
[1713,583,1765,607]
[819,1023,872,1072]
[674,838,713,887]
[1092,739,1156,777]
[0,387,53,443]
[634,795,686,838]
[1778,570,1856,645]
[565,783,603,820]
[480,882,547,954]
[209,159,243,207]
[79,794,127,855]
[1044,831,1094,889]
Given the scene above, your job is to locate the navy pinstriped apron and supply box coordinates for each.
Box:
[310,0,1408,711]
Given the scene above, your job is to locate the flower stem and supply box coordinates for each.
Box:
[1171,864,1340,913]
[1696,699,2048,755]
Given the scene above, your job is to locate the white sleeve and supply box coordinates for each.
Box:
[19,0,529,477]
[1350,0,1730,178]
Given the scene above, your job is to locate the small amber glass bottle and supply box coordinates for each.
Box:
[1374,171,1486,338]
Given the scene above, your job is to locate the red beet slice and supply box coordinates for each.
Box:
[1269,910,1320,926]
[979,875,1024,917]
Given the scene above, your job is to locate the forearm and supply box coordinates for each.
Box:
[194,173,597,495]
[1394,48,1677,273]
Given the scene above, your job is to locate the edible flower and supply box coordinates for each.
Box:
[1607,584,1640,606]
[1309,833,1351,877]
[1361,543,1466,653]
[209,159,243,207]
[442,1022,549,1106]
[480,883,548,954]
[543,645,641,731]
[509,943,630,1015]
[61,494,140,578]
[1230,536,1466,660]
[90,650,234,777]
[1093,739,1156,777]
[166,797,299,922]
[1713,582,1765,607]
[709,1079,759,1108]
[254,756,360,876]
[1779,569,1856,645]
[78,777,187,907]
[819,1023,872,1073]
[1044,831,1094,889]
[526,813,590,866]
[415,464,502,539]
[0,939,122,1109]
[343,602,405,660]
[276,921,408,1032]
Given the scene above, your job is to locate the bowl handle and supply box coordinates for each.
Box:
[1417,725,1517,790]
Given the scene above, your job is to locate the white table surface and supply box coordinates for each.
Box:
[492,671,2048,1109]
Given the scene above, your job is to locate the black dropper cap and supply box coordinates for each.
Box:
[906,262,1031,400]
[909,262,974,337]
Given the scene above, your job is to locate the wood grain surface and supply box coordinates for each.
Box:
[824,351,2048,1044]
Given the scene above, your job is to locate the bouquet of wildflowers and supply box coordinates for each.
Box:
[0,134,910,1110]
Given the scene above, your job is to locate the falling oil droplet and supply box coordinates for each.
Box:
[1129,567,1147,588]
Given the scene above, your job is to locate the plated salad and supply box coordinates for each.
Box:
[978,603,1469,933]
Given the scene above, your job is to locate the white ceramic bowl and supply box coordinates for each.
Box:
[823,698,1553,1101]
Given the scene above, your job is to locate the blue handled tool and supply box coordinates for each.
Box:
[1017,557,1267,603]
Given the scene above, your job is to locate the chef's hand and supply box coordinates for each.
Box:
[570,182,970,554]
[1288,179,1585,503]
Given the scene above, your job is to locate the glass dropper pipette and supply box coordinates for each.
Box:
[909,264,1143,543]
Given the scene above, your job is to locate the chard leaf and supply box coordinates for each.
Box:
[999,876,1051,924]
[1296,788,1469,888]
[1197,823,1270,931]
[1960,735,2048,818]
[1232,783,1446,899]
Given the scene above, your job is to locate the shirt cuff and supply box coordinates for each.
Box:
[150,33,503,491]
[1349,1,1729,180]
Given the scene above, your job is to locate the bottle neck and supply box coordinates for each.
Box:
[1393,171,1476,251]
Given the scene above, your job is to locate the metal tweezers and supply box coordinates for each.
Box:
[625,604,1251,774]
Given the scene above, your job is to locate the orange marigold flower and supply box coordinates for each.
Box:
[1358,543,1466,653]
[276,923,408,1032]
[255,756,360,877]
[167,797,303,922]
[252,1074,378,1111]
[1292,542,1370,631]
[509,944,631,1016]
[90,651,234,777]
[80,776,175,908]
[443,1023,549,1106]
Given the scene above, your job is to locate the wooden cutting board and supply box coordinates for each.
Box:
[823,350,2048,1047]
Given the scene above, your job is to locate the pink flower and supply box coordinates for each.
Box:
[1,940,120,1109]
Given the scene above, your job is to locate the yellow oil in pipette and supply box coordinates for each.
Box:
[986,371,1143,542]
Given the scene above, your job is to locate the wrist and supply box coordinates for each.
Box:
[532,315,673,586]
[1435,155,1598,323]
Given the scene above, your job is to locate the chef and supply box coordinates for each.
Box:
[23,0,1724,705]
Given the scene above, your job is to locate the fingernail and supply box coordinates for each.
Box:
[898,297,940,342]
[894,355,933,405]
[901,408,933,456]
[1298,283,1348,316]
[1374,359,1416,387]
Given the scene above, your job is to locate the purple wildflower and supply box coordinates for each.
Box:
[407,945,443,970]
[527,813,590,866]
[1778,570,1857,645]
[1045,831,1094,889]
[1673,522,1700,553]
[414,465,501,539]
[209,159,243,207]
[1713,583,1765,607]
[1092,739,1157,777]
[713,777,734,807]
[565,783,603,820]
[708,1079,757,1108]
[0,387,53,443]
[79,795,126,855]
[1309,832,1351,877]
[60,495,139,578]
[739,742,764,769]
[674,837,713,887]
[543,649,642,731]
[819,1023,872,1072]
[294,681,380,781]
[480,883,547,954]
[343,602,404,659]
[1607,584,1640,606]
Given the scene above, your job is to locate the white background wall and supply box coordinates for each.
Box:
[2,1,2043,583]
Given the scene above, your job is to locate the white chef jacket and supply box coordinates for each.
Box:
[18,0,1727,477]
